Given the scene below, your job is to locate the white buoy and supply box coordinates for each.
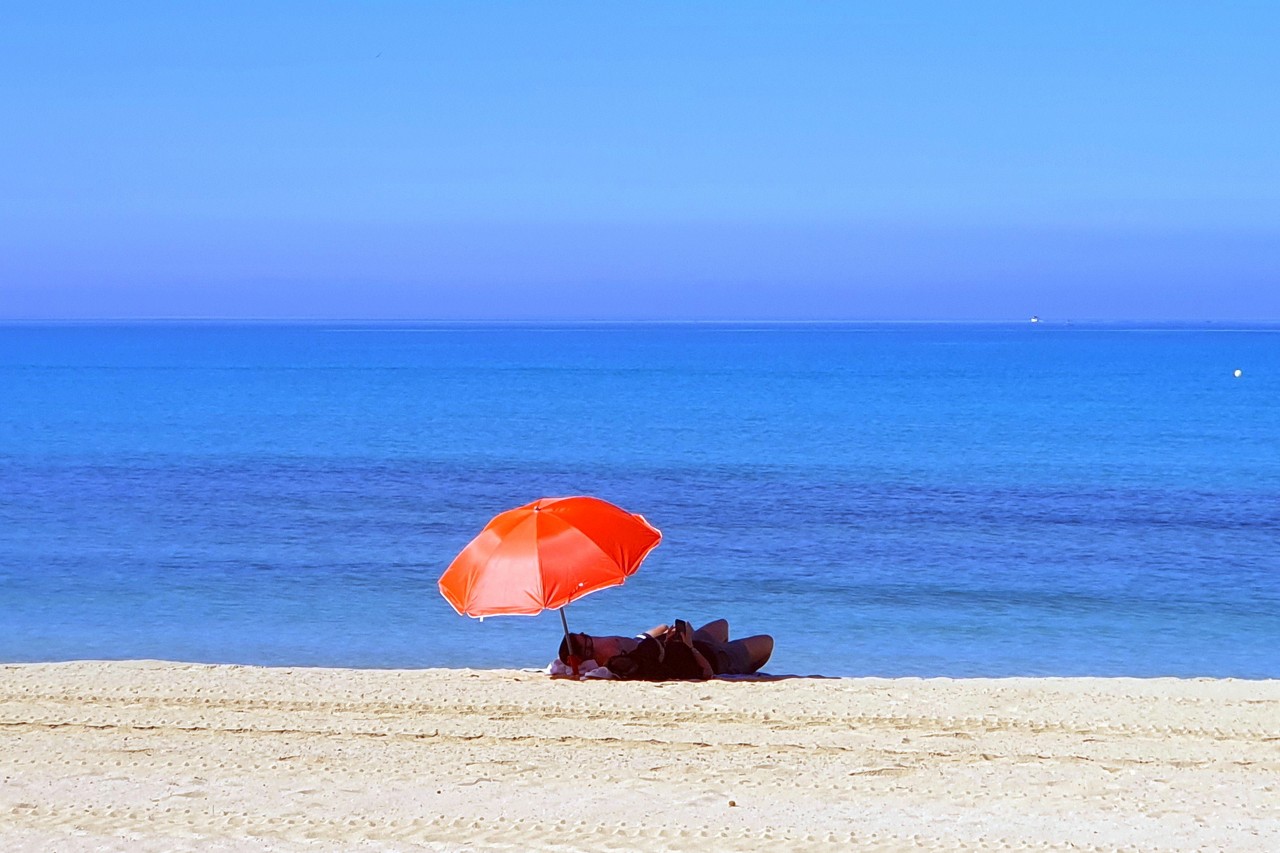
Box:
[1234,369,1242,378]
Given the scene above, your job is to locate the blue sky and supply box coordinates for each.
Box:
[2,2,1277,320]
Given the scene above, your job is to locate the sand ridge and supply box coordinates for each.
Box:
[2,661,1278,851]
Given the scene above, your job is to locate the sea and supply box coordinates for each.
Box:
[2,321,1277,678]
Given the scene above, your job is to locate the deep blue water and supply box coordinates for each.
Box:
[2,321,1278,677]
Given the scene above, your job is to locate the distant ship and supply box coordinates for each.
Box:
[1030,315,1041,324]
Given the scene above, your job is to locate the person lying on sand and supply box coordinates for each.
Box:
[558,619,773,680]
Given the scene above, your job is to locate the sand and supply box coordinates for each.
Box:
[1,662,1277,851]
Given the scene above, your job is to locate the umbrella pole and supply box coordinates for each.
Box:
[559,607,577,676]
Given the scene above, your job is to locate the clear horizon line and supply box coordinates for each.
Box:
[3,316,1280,326]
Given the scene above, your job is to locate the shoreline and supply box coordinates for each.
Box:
[3,661,1278,850]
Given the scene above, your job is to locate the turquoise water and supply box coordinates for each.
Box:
[2,322,1277,677]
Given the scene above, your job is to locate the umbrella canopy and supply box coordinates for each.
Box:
[438,496,662,618]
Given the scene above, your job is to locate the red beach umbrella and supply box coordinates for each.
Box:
[438,496,661,640]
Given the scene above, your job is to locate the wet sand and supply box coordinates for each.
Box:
[2,661,1277,851]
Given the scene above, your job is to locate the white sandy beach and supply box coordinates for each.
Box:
[1,662,1277,851]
